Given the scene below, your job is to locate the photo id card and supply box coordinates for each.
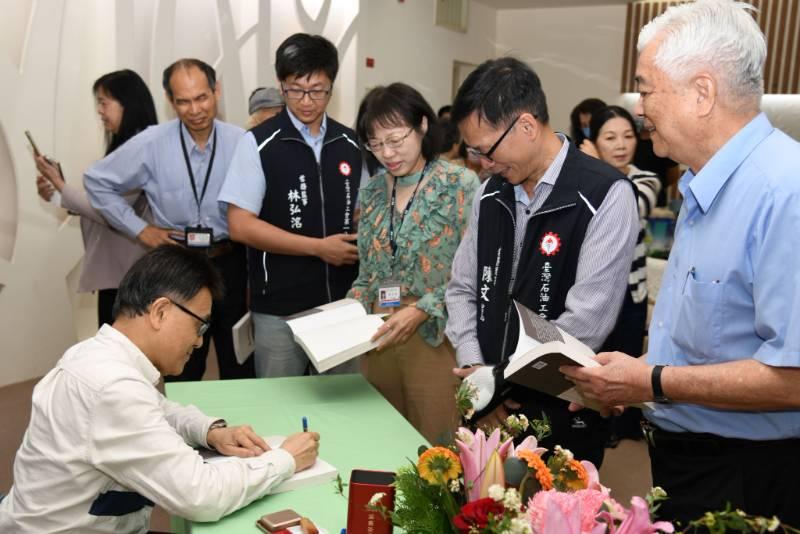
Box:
[378,282,402,308]
[185,226,213,248]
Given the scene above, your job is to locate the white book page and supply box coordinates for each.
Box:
[286,298,367,335]
[201,436,338,494]
[296,315,384,364]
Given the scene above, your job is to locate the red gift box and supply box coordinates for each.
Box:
[346,469,395,534]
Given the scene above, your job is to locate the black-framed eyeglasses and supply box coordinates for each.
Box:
[364,128,415,153]
[465,115,522,163]
[169,299,211,336]
[281,85,331,101]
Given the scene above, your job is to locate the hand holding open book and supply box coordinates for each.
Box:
[464,301,653,415]
[286,299,386,373]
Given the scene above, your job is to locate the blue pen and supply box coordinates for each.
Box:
[302,416,308,433]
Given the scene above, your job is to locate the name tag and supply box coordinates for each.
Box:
[378,282,402,308]
[185,226,213,248]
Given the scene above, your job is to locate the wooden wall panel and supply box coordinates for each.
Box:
[621,0,800,94]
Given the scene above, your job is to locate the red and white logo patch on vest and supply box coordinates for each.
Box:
[539,232,561,256]
[338,161,352,176]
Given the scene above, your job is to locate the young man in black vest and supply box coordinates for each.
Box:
[444,58,639,467]
[219,34,365,377]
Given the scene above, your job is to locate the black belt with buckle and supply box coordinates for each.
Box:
[185,239,234,258]
[641,420,800,455]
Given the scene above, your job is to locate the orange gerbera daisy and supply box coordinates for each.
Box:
[417,447,462,485]
[517,450,553,490]
[563,459,589,491]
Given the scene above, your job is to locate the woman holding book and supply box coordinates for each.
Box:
[349,83,479,443]
[35,69,157,326]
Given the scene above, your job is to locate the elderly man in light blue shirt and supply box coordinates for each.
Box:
[85,58,252,382]
[562,0,800,526]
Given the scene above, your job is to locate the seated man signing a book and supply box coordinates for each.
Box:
[444,57,639,467]
[0,246,320,533]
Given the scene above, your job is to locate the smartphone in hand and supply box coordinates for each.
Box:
[24,130,41,157]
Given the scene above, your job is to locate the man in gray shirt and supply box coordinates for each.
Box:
[85,59,252,381]
[445,58,638,467]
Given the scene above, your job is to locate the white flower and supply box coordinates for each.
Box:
[368,492,386,506]
[449,479,461,493]
[506,414,519,426]
[554,445,573,462]
[503,487,522,512]
[518,414,529,430]
[488,484,505,501]
[509,516,533,534]
[455,427,474,445]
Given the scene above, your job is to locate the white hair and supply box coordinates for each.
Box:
[638,0,767,103]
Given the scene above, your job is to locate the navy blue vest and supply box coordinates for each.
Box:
[248,110,363,315]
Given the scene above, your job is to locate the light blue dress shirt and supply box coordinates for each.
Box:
[646,113,800,439]
[85,118,244,240]
[219,109,368,215]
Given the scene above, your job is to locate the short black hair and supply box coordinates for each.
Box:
[451,57,549,129]
[92,69,158,155]
[275,33,339,83]
[437,105,452,119]
[162,59,217,100]
[589,105,637,143]
[113,246,224,320]
[570,98,607,146]
[441,119,461,149]
[356,83,442,162]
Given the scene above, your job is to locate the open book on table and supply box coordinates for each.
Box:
[200,436,338,494]
[503,301,653,411]
[286,298,385,373]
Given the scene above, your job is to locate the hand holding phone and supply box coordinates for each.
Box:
[24,130,41,157]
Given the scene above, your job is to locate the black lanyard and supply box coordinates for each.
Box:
[179,122,217,210]
[389,161,429,259]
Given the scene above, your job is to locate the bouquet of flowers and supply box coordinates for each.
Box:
[369,412,674,534]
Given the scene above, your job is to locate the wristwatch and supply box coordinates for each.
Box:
[651,365,671,404]
[208,419,227,431]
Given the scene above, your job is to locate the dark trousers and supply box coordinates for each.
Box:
[604,292,647,441]
[515,388,610,468]
[97,288,118,328]
[647,425,800,528]
[166,243,254,381]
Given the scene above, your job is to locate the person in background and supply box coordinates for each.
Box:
[562,0,800,525]
[439,119,465,166]
[35,69,157,327]
[220,34,366,378]
[246,86,284,129]
[580,104,661,443]
[0,246,320,533]
[438,105,452,121]
[349,83,478,443]
[569,97,606,148]
[85,58,253,381]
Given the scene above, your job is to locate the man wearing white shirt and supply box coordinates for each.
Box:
[0,246,319,533]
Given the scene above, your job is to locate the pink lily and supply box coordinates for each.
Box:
[455,427,513,501]
[599,496,674,534]
[510,435,548,458]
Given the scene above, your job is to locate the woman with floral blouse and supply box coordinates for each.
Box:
[349,83,479,443]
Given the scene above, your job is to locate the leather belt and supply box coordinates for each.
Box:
[641,419,799,455]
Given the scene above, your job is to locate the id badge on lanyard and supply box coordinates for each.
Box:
[185,226,213,247]
[180,122,217,248]
[377,281,402,308]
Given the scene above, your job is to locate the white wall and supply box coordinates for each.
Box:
[0,0,495,388]
[495,4,628,134]
[361,0,497,114]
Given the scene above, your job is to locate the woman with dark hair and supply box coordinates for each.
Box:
[569,97,607,147]
[350,83,478,443]
[581,105,661,442]
[35,69,157,326]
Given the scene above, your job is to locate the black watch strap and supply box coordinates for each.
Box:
[651,365,671,404]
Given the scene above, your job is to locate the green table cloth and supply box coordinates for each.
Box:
[166,374,426,533]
